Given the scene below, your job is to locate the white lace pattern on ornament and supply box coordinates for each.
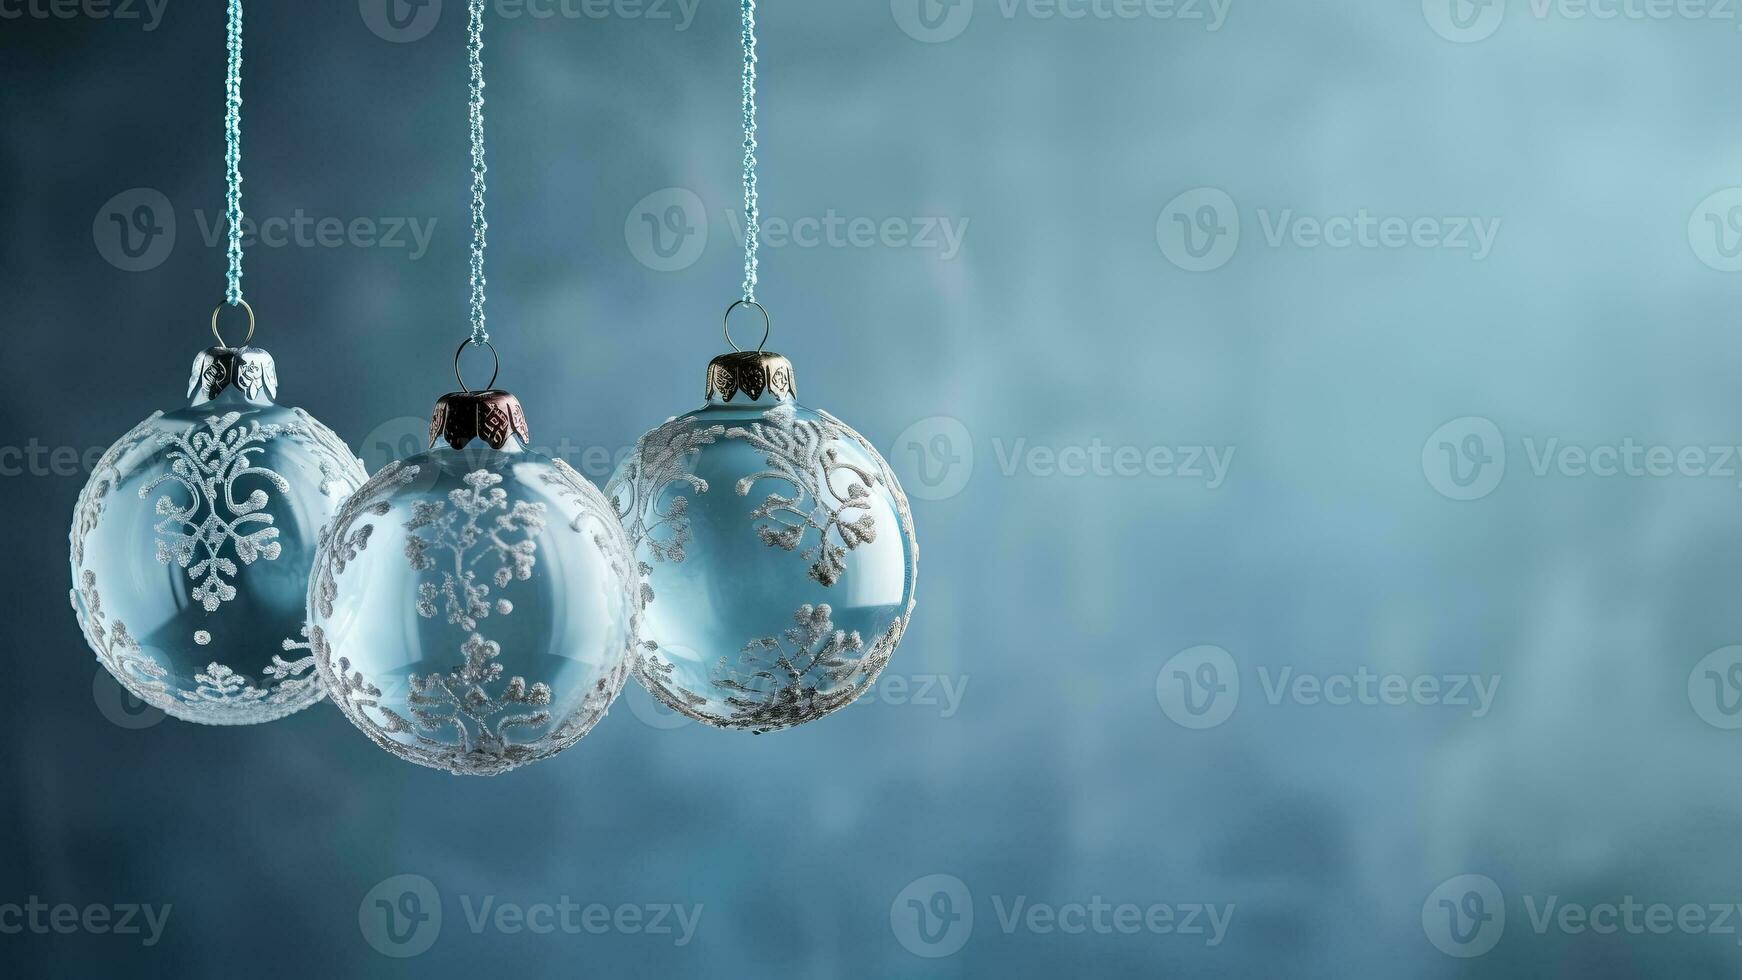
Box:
[644,603,905,734]
[70,412,162,568]
[725,405,880,587]
[169,627,324,723]
[74,570,326,725]
[606,419,726,580]
[318,465,629,775]
[137,410,364,616]
[286,407,369,497]
[399,469,549,770]
[140,412,290,612]
[73,570,174,710]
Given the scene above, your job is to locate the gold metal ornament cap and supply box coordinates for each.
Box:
[429,390,530,451]
[706,351,796,403]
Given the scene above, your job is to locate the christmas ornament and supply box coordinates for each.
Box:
[307,3,637,775]
[69,1,368,726]
[607,0,918,734]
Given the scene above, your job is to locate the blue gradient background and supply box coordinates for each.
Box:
[6,0,1742,975]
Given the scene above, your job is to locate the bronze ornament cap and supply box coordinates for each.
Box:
[705,351,796,403]
[429,389,530,451]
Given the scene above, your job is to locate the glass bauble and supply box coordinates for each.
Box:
[308,388,638,775]
[608,350,918,734]
[69,345,368,725]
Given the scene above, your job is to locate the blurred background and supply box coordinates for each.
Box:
[6,0,1742,975]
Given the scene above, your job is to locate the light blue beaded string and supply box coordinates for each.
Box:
[740,0,759,305]
[467,0,490,348]
[223,0,244,307]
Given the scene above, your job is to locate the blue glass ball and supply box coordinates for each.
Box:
[309,400,638,776]
[69,346,368,726]
[609,358,918,734]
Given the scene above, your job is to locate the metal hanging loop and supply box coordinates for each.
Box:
[210,298,256,348]
[453,338,501,393]
[723,300,771,353]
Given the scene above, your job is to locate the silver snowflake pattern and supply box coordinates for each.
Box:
[315,465,635,774]
[548,650,634,746]
[318,625,623,777]
[70,412,162,568]
[311,461,421,620]
[140,412,290,611]
[409,633,551,760]
[286,407,368,496]
[404,470,545,630]
[606,419,726,570]
[170,625,323,720]
[706,604,905,734]
[726,405,879,587]
[71,570,172,710]
[637,653,705,711]
[389,470,552,769]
